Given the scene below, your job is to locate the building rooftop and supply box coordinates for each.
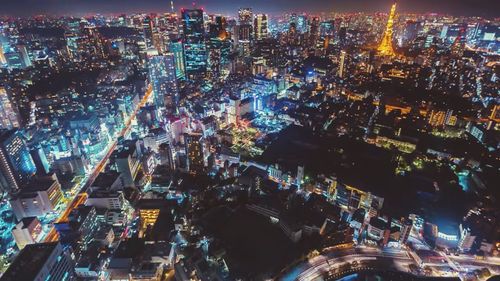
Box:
[1,242,59,281]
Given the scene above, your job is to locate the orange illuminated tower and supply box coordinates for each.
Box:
[377,3,397,57]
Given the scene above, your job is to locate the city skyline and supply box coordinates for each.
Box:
[0,0,497,17]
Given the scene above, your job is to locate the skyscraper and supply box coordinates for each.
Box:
[451,24,467,57]
[296,15,308,34]
[309,17,320,45]
[82,26,105,59]
[148,53,179,113]
[0,86,21,129]
[4,52,24,69]
[143,16,162,52]
[377,3,397,57]
[30,146,50,175]
[319,21,334,37]
[337,50,347,78]
[238,8,253,26]
[143,16,155,49]
[0,129,37,194]
[254,14,268,41]
[184,133,204,174]
[159,142,175,170]
[182,9,207,76]
[169,40,186,79]
[65,31,81,61]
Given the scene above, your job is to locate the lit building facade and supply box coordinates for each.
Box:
[238,8,253,26]
[1,242,75,281]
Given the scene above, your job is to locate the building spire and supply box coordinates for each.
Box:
[377,2,397,57]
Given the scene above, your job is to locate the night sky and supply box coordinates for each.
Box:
[0,0,497,17]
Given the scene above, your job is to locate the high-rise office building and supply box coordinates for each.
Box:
[143,16,155,49]
[238,8,253,26]
[254,14,268,41]
[169,40,186,79]
[82,26,105,59]
[377,3,397,56]
[148,53,179,113]
[209,16,227,38]
[182,9,207,76]
[143,16,162,52]
[337,50,347,78]
[16,44,32,68]
[320,21,334,37]
[289,14,307,34]
[4,52,24,69]
[238,24,252,56]
[238,24,252,41]
[184,133,204,174]
[0,44,6,65]
[0,86,21,129]
[309,17,320,44]
[159,142,175,170]
[0,129,37,194]
[1,242,75,281]
[208,37,231,78]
